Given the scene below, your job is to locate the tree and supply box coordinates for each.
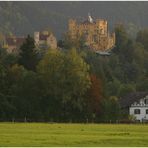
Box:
[0,32,5,47]
[101,96,121,122]
[19,35,38,71]
[0,63,16,120]
[106,79,121,97]
[86,74,103,122]
[59,32,86,52]
[144,52,148,76]
[118,83,136,97]
[136,29,148,51]
[84,51,107,81]
[37,48,91,121]
[136,78,148,91]
[114,23,129,53]
[126,23,140,39]
[6,64,44,121]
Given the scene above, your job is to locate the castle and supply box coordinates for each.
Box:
[1,31,57,54]
[68,14,115,52]
[34,31,57,49]
[2,36,25,54]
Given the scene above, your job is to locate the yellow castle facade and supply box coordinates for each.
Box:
[68,14,115,51]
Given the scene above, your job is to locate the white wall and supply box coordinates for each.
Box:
[34,32,40,45]
[129,106,148,122]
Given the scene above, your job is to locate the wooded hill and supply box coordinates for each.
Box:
[1,1,148,38]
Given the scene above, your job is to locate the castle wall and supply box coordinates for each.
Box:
[68,18,115,51]
[34,32,40,45]
[47,34,57,49]
[34,31,57,50]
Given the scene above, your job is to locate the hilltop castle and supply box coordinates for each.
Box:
[68,14,115,52]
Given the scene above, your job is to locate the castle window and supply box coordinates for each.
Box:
[134,109,140,114]
[84,30,88,34]
[93,35,98,42]
[95,30,99,34]
[146,109,148,114]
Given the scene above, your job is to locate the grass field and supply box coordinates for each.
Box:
[0,123,148,146]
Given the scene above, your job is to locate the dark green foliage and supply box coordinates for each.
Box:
[59,32,86,53]
[0,24,148,122]
[19,35,38,71]
[114,24,129,53]
[136,78,148,91]
[136,29,148,51]
[101,96,121,122]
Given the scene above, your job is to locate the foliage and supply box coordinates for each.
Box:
[128,114,136,122]
[19,35,38,71]
[0,24,148,122]
[58,32,86,52]
[136,78,148,91]
[101,96,121,122]
[37,48,90,121]
[118,83,136,97]
[86,74,103,121]
[136,29,148,51]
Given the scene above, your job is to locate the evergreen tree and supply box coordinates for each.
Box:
[136,29,148,51]
[19,35,38,71]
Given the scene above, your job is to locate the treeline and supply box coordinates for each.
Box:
[0,24,148,122]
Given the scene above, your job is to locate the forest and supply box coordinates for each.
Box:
[0,24,148,122]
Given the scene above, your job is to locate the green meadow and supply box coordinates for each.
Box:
[0,123,148,146]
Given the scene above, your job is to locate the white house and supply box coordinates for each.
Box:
[129,95,148,122]
[119,92,148,122]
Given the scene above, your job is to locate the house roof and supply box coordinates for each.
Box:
[119,92,148,109]
[6,37,25,47]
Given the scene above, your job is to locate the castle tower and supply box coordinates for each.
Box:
[68,19,77,39]
[34,32,40,46]
[68,15,115,52]
[47,33,57,49]
[88,13,93,23]
[68,19,76,29]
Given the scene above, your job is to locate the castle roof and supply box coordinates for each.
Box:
[82,20,95,25]
[5,37,25,47]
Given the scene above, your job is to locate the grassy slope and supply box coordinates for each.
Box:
[0,123,148,146]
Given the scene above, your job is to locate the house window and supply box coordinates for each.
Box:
[146,109,148,114]
[134,109,140,114]
[145,99,148,104]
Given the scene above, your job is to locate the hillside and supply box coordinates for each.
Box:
[0,1,148,38]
